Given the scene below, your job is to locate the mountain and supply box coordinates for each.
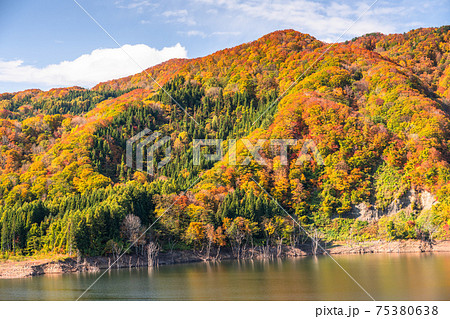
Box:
[0,27,449,257]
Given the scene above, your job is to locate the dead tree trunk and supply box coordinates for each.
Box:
[147,242,159,268]
[277,238,283,258]
[215,246,221,261]
[76,250,81,269]
[206,240,212,261]
[311,229,320,255]
[263,239,270,259]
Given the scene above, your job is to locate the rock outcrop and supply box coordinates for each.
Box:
[350,189,438,221]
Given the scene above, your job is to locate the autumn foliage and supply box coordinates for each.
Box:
[1,26,450,257]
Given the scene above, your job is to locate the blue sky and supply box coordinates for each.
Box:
[0,0,449,93]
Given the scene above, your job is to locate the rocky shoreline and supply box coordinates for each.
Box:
[1,240,449,279]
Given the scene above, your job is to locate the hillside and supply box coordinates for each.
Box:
[0,27,449,257]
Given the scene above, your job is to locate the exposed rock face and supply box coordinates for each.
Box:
[351,203,377,221]
[350,189,437,221]
[420,191,437,211]
[383,188,416,216]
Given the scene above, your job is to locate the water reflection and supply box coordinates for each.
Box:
[0,253,449,300]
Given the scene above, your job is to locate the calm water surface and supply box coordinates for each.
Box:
[1,253,449,300]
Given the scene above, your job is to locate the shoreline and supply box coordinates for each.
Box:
[1,239,449,279]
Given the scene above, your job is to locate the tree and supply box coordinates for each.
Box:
[121,214,141,245]
[185,222,205,250]
[224,217,259,259]
[104,239,123,262]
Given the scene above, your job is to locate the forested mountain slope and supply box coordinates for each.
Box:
[0,27,449,257]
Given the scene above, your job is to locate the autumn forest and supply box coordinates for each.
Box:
[0,26,450,259]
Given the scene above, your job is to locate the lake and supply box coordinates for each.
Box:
[1,253,449,300]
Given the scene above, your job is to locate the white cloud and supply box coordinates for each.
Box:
[177,30,239,38]
[115,0,157,11]
[162,10,188,18]
[211,31,241,36]
[178,30,207,37]
[162,9,196,25]
[0,43,187,89]
[193,0,415,40]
